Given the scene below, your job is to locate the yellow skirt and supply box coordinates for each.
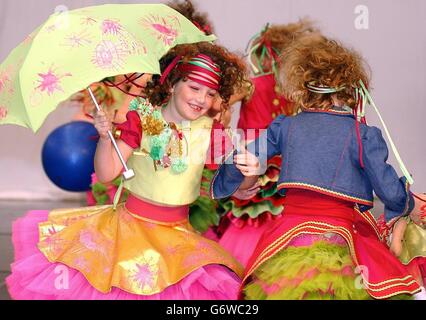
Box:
[37,202,243,295]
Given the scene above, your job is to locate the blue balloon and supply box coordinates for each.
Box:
[42,121,99,192]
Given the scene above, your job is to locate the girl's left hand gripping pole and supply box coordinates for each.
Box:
[87,87,135,180]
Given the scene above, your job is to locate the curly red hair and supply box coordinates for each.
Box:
[279,33,371,112]
[167,0,214,35]
[251,18,318,73]
[144,42,250,110]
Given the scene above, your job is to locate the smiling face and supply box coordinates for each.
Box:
[170,78,218,121]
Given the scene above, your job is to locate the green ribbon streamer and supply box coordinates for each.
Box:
[113,177,124,210]
[305,81,413,185]
[358,80,413,185]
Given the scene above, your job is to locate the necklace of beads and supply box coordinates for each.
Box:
[129,97,188,174]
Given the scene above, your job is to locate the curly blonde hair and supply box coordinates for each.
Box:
[250,18,317,73]
[279,33,371,112]
[255,18,317,55]
[144,42,250,110]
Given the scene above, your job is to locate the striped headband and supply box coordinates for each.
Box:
[160,54,222,90]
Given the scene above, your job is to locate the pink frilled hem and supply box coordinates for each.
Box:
[6,210,241,300]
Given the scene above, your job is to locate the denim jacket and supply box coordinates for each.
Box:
[210,108,414,223]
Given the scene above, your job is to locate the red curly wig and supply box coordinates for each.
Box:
[167,0,214,35]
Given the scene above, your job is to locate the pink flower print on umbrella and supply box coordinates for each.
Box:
[0,69,11,94]
[92,40,128,71]
[63,30,92,48]
[81,16,97,26]
[117,34,147,56]
[35,66,72,96]
[102,19,123,35]
[141,15,180,46]
[45,25,57,34]
[23,34,33,44]
[0,106,8,120]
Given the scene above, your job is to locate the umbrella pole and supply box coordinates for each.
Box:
[87,87,135,181]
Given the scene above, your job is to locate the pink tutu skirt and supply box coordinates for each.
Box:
[219,214,282,267]
[6,210,241,300]
[217,156,286,267]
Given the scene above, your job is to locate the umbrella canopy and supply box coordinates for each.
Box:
[0,3,215,131]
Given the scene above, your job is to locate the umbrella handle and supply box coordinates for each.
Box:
[87,87,135,181]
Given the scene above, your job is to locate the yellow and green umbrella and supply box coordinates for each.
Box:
[0,3,215,132]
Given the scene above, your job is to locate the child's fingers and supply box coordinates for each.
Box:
[247,181,261,191]
[233,187,260,200]
[97,121,111,128]
[234,151,259,160]
[236,164,252,176]
[234,155,259,167]
[236,164,259,176]
[246,187,260,196]
[96,109,106,116]
[95,115,109,123]
[94,118,109,127]
[94,110,112,121]
[235,164,247,172]
[233,152,257,160]
[94,110,112,129]
[239,190,259,199]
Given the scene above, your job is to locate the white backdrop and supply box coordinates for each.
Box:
[0,0,425,200]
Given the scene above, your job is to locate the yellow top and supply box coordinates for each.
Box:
[124,115,214,206]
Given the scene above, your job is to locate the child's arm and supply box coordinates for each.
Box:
[210,115,286,199]
[94,136,133,183]
[94,109,139,183]
[389,217,408,257]
[233,180,261,200]
[409,193,426,228]
[362,127,415,224]
[239,176,260,190]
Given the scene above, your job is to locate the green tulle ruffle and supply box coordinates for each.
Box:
[189,168,220,233]
[244,240,371,300]
[220,200,283,219]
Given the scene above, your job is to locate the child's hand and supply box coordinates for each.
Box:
[234,147,265,177]
[389,218,408,257]
[410,193,426,228]
[389,237,403,257]
[233,181,261,200]
[94,110,112,141]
